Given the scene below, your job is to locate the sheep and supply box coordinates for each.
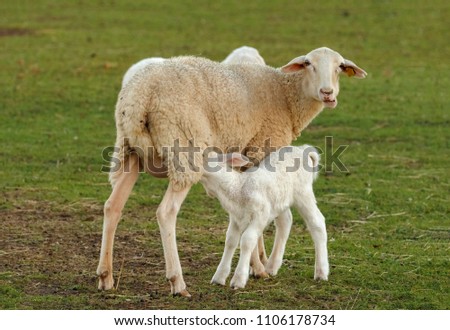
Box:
[121,57,165,88]
[120,47,271,267]
[96,47,366,296]
[121,46,264,88]
[222,45,265,65]
[119,46,271,269]
[200,145,326,289]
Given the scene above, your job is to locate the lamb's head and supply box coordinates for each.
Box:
[200,152,249,198]
[281,47,367,109]
[202,152,249,176]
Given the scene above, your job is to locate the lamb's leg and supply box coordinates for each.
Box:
[265,209,293,276]
[97,153,140,290]
[156,182,191,297]
[230,222,265,289]
[295,195,329,280]
[211,220,240,285]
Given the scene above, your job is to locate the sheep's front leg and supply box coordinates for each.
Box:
[97,154,140,290]
[296,196,329,280]
[230,223,264,289]
[156,183,191,297]
[265,209,293,276]
[211,220,240,285]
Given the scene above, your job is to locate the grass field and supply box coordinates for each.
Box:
[0,0,448,310]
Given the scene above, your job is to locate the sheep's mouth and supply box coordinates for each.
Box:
[323,99,337,108]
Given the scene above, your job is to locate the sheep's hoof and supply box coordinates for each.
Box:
[173,289,192,298]
[98,271,114,291]
[253,271,269,279]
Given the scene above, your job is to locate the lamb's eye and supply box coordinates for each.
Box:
[339,63,345,70]
[304,60,311,66]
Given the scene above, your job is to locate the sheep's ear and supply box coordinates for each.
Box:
[341,59,367,78]
[226,153,250,168]
[281,56,307,73]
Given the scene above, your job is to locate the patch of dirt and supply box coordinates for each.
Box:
[0,190,222,309]
[0,28,34,37]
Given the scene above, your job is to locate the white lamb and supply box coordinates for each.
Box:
[97,47,366,296]
[200,145,327,289]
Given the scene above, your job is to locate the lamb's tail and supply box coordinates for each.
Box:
[303,145,320,181]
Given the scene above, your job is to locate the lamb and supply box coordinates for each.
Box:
[96,47,366,296]
[200,145,326,289]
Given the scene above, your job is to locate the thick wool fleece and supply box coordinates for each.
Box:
[111,56,324,190]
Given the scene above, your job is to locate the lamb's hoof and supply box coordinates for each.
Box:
[314,275,329,281]
[265,260,281,276]
[314,269,329,281]
[230,282,245,290]
[211,278,226,286]
[211,272,227,286]
[230,274,247,290]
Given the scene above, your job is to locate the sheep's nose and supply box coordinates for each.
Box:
[320,88,333,95]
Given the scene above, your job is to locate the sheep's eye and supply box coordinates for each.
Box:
[339,63,346,70]
[304,59,311,67]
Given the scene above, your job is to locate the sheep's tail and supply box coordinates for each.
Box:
[304,145,320,181]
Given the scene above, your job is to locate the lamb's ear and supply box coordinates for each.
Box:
[281,55,307,73]
[340,59,367,78]
[226,152,250,168]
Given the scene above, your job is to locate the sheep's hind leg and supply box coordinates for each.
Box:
[265,209,293,276]
[97,153,140,290]
[157,182,191,297]
[296,196,329,280]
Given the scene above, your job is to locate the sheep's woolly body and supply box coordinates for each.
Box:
[222,46,265,65]
[113,56,323,190]
[121,57,165,88]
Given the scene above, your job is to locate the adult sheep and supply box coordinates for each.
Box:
[121,46,264,87]
[97,47,367,297]
[222,45,265,65]
[121,57,165,88]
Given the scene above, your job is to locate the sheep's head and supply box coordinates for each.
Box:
[281,47,367,108]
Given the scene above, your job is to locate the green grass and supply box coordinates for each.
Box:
[0,0,448,310]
